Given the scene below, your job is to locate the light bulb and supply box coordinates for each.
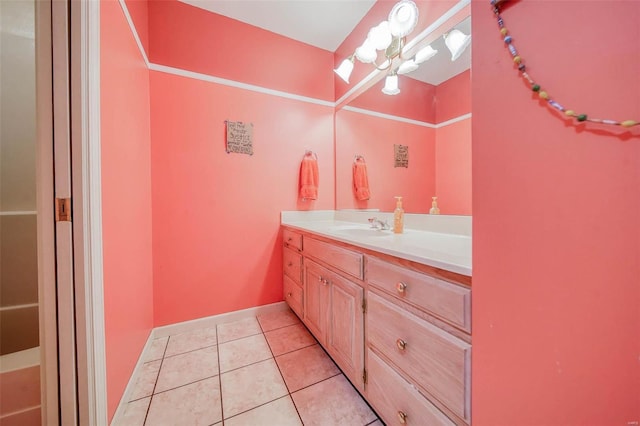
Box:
[368,21,392,51]
[414,45,438,64]
[334,57,354,83]
[355,39,377,63]
[382,73,400,95]
[444,29,471,61]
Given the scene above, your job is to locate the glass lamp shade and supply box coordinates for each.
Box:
[355,39,377,63]
[334,57,354,83]
[368,21,392,51]
[414,45,438,64]
[445,29,471,61]
[388,0,418,37]
[382,73,400,95]
[397,60,419,75]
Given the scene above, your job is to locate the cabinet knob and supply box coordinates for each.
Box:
[288,262,293,267]
[397,411,407,424]
[396,338,407,351]
[318,275,323,282]
[396,282,408,293]
[287,237,292,241]
[287,292,292,297]
[322,278,329,286]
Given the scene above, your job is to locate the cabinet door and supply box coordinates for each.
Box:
[327,273,364,391]
[303,260,329,345]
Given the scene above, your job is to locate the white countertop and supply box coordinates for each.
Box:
[281,211,472,277]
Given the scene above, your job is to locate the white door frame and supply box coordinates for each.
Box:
[37,0,107,424]
[70,0,108,424]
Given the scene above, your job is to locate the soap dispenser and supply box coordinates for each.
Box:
[393,196,404,234]
[429,196,440,215]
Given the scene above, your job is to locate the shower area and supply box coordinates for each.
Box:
[0,1,42,424]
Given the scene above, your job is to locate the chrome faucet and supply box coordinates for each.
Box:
[368,217,390,230]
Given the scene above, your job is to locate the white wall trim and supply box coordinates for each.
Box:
[436,112,472,128]
[110,301,288,424]
[117,0,149,67]
[148,63,335,107]
[152,301,288,338]
[342,106,436,128]
[341,106,471,129]
[71,0,108,424]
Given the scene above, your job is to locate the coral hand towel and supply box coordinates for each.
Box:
[299,154,319,200]
[353,157,370,201]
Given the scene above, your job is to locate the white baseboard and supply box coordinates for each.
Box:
[110,301,288,425]
[151,301,288,338]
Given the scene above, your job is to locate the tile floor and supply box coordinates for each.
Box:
[114,309,382,426]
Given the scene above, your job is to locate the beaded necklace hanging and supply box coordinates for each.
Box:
[490,0,639,128]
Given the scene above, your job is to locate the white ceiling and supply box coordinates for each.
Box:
[179,0,376,52]
[177,0,470,86]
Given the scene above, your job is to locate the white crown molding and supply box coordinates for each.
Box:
[342,106,471,129]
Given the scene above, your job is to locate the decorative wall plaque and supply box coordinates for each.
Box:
[394,144,409,168]
[225,121,253,155]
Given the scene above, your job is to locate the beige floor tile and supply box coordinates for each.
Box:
[218,333,272,373]
[155,346,218,393]
[113,397,149,426]
[217,317,262,343]
[220,358,288,418]
[164,326,217,357]
[224,396,302,426]
[146,377,222,426]
[257,309,301,332]
[264,323,316,356]
[276,344,340,392]
[145,337,168,362]
[292,374,377,426]
[128,360,161,401]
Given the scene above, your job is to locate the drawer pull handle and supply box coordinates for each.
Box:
[397,411,407,424]
[396,282,408,293]
[396,338,407,351]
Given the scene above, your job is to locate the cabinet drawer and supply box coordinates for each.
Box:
[284,275,303,319]
[367,349,454,426]
[368,292,470,421]
[367,257,470,331]
[304,238,363,280]
[283,247,302,284]
[283,229,302,251]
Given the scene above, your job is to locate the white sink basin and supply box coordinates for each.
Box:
[328,225,392,238]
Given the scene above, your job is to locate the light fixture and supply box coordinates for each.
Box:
[397,59,418,75]
[444,29,471,61]
[334,0,419,84]
[382,72,400,95]
[414,45,438,64]
[334,55,355,83]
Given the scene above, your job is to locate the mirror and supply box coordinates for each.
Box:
[335,14,471,215]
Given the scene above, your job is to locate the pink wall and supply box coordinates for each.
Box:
[150,71,334,326]
[472,1,640,424]
[101,0,153,421]
[436,118,471,215]
[335,109,435,213]
[147,0,334,101]
[436,70,470,123]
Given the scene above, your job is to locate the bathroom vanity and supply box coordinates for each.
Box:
[281,211,472,425]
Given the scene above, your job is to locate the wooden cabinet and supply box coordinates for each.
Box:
[303,259,364,391]
[281,226,472,425]
[282,230,304,319]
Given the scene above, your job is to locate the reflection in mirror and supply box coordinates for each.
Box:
[336,16,471,215]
